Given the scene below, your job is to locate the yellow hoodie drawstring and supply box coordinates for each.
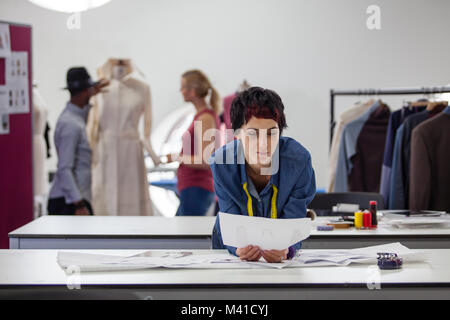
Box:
[243,183,278,219]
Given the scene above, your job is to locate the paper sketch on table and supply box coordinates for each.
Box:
[382,214,450,229]
[218,212,311,250]
[0,24,11,58]
[56,243,430,273]
[57,250,244,272]
[293,242,431,266]
[5,51,29,114]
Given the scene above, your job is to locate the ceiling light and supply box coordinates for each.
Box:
[29,0,112,13]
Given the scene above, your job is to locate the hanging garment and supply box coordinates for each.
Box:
[388,105,446,209]
[379,106,426,205]
[409,110,450,211]
[333,100,381,192]
[32,87,48,196]
[87,59,159,216]
[348,103,390,192]
[327,100,374,192]
[388,124,405,209]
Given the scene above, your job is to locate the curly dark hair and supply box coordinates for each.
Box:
[230,87,287,134]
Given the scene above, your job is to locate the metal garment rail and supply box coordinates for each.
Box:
[329,86,450,148]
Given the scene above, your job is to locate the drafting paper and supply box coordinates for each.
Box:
[219,212,311,250]
[56,243,429,272]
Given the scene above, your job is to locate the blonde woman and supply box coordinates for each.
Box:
[162,70,221,216]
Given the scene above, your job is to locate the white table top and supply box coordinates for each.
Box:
[9,216,450,238]
[9,216,216,238]
[311,217,450,237]
[0,249,449,287]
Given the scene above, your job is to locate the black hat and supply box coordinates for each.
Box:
[64,67,99,92]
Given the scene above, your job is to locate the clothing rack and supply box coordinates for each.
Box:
[329,86,450,147]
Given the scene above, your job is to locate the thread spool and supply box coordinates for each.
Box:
[363,210,372,229]
[370,201,378,228]
[354,211,364,229]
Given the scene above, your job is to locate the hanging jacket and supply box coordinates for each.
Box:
[379,106,426,205]
[389,106,446,209]
[333,101,380,192]
[327,100,374,192]
[388,124,406,209]
[348,103,390,192]
[409,108,450,211]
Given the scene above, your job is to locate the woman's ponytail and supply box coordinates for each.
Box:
[209,86,222,115]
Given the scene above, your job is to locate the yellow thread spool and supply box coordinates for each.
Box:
[354,211,364,229]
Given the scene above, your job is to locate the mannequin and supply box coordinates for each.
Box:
[32,83,49,217]
[32,83,48,196]
[87,58,160,216]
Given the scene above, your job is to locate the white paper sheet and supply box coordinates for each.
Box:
[382,214,450,229]
[218,212,311,250]
[0,24,11,58]
[56,243,430,273]
[292,242,430,267]
[57,251,246,272]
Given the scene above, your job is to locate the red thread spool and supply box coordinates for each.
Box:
[363,211,372,229]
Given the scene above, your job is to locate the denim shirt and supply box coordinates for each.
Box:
[444,106,450,115]
[210,137,316,256]
[49,102,92,203]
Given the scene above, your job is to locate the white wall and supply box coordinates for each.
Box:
[1,0,450,188]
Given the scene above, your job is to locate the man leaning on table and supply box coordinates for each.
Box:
[47,67,108,216]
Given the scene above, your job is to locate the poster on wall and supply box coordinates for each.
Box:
[0,23,11,58]
[0,112,10,135]
[5,51,29,114]
[0,85,8,109]
[0,86,9,134]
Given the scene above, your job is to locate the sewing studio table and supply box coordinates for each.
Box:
[8,216,450,250]
[9,216,215,250]
[0,249,449,300]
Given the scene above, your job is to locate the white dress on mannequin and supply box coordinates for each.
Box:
[32,86,48,197]
[87,59,160,216]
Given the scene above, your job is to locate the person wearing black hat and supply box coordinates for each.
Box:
[47,67,108,215]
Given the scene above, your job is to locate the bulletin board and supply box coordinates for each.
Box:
[0,21,33,249]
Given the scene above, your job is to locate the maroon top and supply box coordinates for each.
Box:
[177,109,221,193]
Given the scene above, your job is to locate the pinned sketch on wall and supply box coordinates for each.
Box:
[0,86,9,134]
[5,51,29,114]
[0,111,10,135]
[0,24,11,58]
[0,86,8,109]
[218,212,311,250]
